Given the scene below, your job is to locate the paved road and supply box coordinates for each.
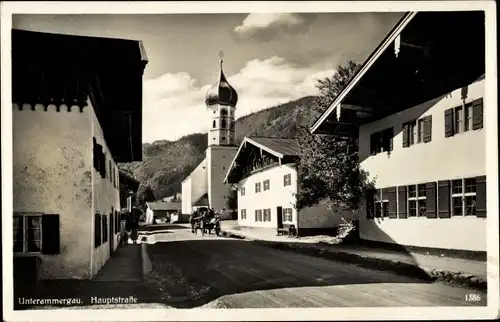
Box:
[144,225,487,308]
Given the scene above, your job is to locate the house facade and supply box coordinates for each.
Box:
[224,137,348,236]
[181,58,238,216]
[12,29,147,280]
[311,11,487,252]
[145,201,182,224]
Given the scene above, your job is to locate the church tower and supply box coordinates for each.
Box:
[204,52,239,213]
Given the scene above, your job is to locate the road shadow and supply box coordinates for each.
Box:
[143,238,433,308]
[138,224,189,232]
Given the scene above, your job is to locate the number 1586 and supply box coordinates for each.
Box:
[465,294,481,302]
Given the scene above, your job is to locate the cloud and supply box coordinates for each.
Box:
[234,13,312,41]
[142,57,335,143]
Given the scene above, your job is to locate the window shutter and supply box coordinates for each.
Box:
[472,98,484,130]
[402,124,409,148]
[100,152,106,178]
[95,214,101,248]
[476,175,486,218]
[93,138,98,169]
[437,180,451,218]
[42,214,60,254]
[365,189,375,219]
[425,182,437,218]
[397,186,407,218]
[423,116,432,143]
[387,187,397,218]
[444,108,454,137]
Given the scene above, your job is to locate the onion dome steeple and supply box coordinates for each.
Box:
[205,52,238,108]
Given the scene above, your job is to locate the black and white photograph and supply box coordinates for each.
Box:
[1,1,498,321]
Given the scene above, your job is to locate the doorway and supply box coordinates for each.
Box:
[276,206,283,229]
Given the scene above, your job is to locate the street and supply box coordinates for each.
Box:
[143,224,487,308]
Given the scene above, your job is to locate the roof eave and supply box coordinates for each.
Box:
[310,11,417,134]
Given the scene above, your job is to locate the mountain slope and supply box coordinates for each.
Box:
[119,95,321,200]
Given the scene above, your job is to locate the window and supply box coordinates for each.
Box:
[263,179,270,191]
[452,178,476,216]
[454,106,463,134]
[370,127,393,155]
[374,189,389,217]
[417,119,425,143]
[408,184,426,217]
[263,209,271,222]
[230,121,235,130]
[221,108,228,116]
[240,187,246,196]
[464,103,473,131]
[93,138,106,178]
[13,215,42,253]
[284,208,293,222]
[255,209,263,222]
[221,137,226,141]
[102,215,108,243]
[14,213,60,255]
[95,213,102,248]
[409,120,417,145]
[283,174,292,186]
[240,209,247,220]
[255,182,261,193]
[213,120,216,128]
[221,119,227,129]
[108,160,112,181]
[445,99,483,138]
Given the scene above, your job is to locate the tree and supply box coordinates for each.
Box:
[226,188,238,211]
[315,60,361,112]
[295,60,375,223]
[135,184,156,210]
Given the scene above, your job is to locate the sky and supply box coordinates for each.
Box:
[13,12,403,143]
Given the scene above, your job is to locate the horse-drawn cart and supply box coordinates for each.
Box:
[189,208,221,237]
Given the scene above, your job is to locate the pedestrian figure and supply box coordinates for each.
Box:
[130,227,138,244]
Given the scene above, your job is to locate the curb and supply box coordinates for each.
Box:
[220,229,487,292]
[141,243,153,279]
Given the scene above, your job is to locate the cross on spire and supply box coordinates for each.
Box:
[218,49,224,66]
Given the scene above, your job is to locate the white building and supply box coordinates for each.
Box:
[181,58,238,216]
[12,30,147,280]
[223,137,349,236]
[311,11,487,253]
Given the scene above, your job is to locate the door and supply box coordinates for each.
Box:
[109,208,114,254]
[276,206,283,229]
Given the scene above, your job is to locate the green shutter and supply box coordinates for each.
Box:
[42,214,60,255]
[366,189,375,219]
[387,187,397,218]
[398,186,407,218]
[425,182,437,218]
[444,109,454,137]
[437,180,451,218]
[402,124,409,147]
[95,213,101,248]
[423,116,432,143]
[476,175,486,218]
[472,98,484,130]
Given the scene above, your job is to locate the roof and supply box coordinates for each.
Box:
[193,193,209,206]
[311,11,486,135]
[223,136,300,184]
[119,169,140,184]
[12,29,148,162]
[247,137,301,158]
[147,201,181,211]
